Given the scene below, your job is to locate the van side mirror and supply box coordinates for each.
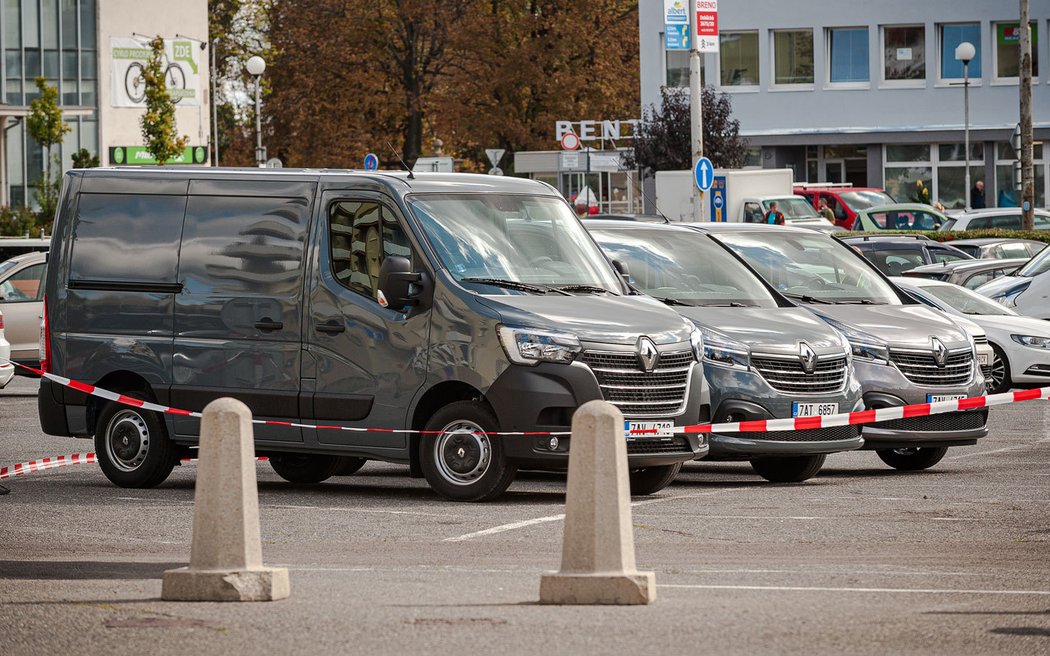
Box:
[612,259,632,284]
[377,256,421,309]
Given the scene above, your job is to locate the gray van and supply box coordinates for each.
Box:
[691,224,988,471]
[586,221,864,483]
[39,168,709,501]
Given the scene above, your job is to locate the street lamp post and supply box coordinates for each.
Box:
[246,55,266,167]
[955,42,976,210]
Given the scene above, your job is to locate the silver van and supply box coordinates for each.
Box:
[39,168,709,501]
[587,221,864,483]
[690,224,988,471]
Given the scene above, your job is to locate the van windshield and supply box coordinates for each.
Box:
[838,190,895,211]
[762,198,819,219]
[714,231,900,305]
[1017,246,1050,277]
[590,228,778,308]
[409,194,622,294]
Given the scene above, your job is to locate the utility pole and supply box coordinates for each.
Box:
[1020,0,1035,230]
[689,1,704,222]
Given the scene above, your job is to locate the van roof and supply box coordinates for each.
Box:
[72,167,558,197]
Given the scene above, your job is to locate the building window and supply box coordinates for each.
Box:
[666,50,689,88]
[828,27,869,84]
[935,143,983,210]
[994,22,1039,79]
[884,143,985,210]
[995,143,1046,208]
[720,31,759,86]
[772,29,814,86]
[940,23,982,80]
[883,25,925,83]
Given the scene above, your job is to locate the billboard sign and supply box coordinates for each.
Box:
[111,36,201,108]
[664,0,689,50]
[696,0,719,53]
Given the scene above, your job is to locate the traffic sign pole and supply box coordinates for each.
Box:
[689,1,705,222]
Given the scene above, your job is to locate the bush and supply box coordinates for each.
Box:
[0,206,42,237]
[840,229,1050,246]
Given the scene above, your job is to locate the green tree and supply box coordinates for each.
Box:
[140,36,188,165]
[26,76,71,220]
[71,148,100,168]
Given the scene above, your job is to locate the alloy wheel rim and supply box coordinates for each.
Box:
[434,420,491,486]
[989,352,1007,391]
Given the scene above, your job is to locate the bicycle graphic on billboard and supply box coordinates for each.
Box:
[111,36,200,108]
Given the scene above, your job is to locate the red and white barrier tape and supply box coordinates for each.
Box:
[0,452,95,481]
[4,360,1048,437]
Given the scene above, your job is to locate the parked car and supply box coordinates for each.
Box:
[0,250,46,369]
[689,223,989,472]
[40,168,711,500]
[838,235,972,276]
[0,237,49,264]
[0,309,13,389]
[946,237,1047,260]
[893,277,1050,394]
[793,185,896,230]
[975,245,1050,319]
[940,208,1050,231]
[850,203,949,232]
[902,257,1029,290]
[589,213,670,223]
[586,220,864,483]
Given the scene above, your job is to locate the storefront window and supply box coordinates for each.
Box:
[829,27,869,83]
[994,22,1038,79]
[720,31,759,86]
[884,166,933,204]
[936,166,983,210]
[773,29,814,85]
[666,50,689,88]
[886,144,930,162]
[883,25,925,81]
[995,142,1046,208]
[940,23,982,79]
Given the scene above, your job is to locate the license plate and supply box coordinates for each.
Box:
[624,420,674,438]
[927,394,966,403]
[792,402,838,417]
[977,353,990,365]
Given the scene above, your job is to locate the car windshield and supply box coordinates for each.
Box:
[409,194,622,294]
[0,259,18,277]
[714,231,900,305]
[590,228,778,308]
[1017,246,1050,277]
[916,284,1016,316]
[865,208,945,230]
[839,190,896,211]
[762,198,819,219]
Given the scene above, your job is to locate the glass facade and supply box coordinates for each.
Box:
[884,143,984,210]
[2,0,97,208]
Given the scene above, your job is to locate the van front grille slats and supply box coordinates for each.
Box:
[580,349,693,418]
[889,349,973,386]
[750,355,848,394]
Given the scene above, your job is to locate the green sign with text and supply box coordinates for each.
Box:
[109,146,207,165]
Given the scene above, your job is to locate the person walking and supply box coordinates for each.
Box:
[970,180,986,209]
[764,201,785,225]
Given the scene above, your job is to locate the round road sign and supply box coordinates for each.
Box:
[560,132,581,151]
[363,153,379,171]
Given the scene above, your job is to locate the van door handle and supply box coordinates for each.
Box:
[315,320,345,334]
[255,318,284,331]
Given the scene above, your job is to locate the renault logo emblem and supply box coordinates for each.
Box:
[798,341,817,374]
[931,337,948,367]
[637,337,660,373]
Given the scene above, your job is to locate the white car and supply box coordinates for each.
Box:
[975,245,1050,319]
[940,208,1050,231]
[893,277,1050,394]
[0,250,46,366]
[0,309,14,389]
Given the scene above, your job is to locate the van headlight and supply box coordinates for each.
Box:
[690,329,704,362]
[701,330,750,371]
[497,325,581,366]
[821,317,890,365]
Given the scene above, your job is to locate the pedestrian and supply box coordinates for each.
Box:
[764,201,785,225]
[818,198,835,222]
[970,180,986,209]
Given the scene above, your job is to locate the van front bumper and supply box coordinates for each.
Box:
[485,360,709,470]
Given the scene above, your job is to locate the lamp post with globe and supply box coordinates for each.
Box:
[955,41,976,210]
[246,55,266,167]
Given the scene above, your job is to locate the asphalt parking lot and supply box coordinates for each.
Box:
[2,374,1049,655]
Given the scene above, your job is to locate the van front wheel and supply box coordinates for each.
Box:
[269,454,342,484]
[95,402,178,488]
[629,463,682,495]
[421,401,516,502]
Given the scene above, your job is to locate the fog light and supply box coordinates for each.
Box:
[548,437,560,451]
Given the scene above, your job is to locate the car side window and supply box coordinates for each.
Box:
[743,202,763,223]
[963,271,994,289]
[995,243,1030,259]
[0,262,46,303]
[329,200,414,300]
[930,247,967,264]
[967,217,991,229]
[990,216,1021,230]
[826,196,846,221]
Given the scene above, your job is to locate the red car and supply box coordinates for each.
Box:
[794,185,895,230]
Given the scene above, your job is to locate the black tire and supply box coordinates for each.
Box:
[749,454,826,483]
[420,400,516,502]
[986,344,1012,395]
[333,456,367,476]
[94,400,178,488]
[628,463,682,495]
[165,64,186,103]
[124,62,145,103]
[269,453,342,484]
[876,447,948,471]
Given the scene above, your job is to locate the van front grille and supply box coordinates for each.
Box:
[580,349,693,418]
[889,349,973,386]
[751,354,848,394]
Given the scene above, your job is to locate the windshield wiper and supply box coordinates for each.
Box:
[696,301,753,308]
[552,284,618,295]
[460,278,569,295]
[832,299,882,305]
[654,296,695,307]
[781,292,832,305]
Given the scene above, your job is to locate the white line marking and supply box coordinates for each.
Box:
[266,503,448,517]
[660,584,1050,596]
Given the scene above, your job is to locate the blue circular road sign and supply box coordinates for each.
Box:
[363,153,379,171]
[694,157,714,192]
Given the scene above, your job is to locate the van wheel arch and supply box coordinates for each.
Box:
[409,381,489,478]
[86,371,159,435]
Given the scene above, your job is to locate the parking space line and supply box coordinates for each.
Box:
[660,584,1050,596]
[945,435,1050,461]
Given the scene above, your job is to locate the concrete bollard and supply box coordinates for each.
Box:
[162,397,289,602]
[539,400,655,605]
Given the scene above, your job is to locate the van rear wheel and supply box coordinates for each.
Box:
[629,463,682,495]
[876,447,947,471]
[269,454,342,484]
[95,401,178,488]
[749,454,826,483]
[421,401,516,502]
[333,457,367,476]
